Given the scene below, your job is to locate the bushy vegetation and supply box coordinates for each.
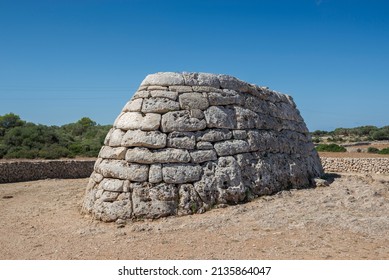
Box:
[367,147,389,155]
[0,113,110,159]
[315,143,347,152]
[311,125,389,141]
[367,147,380,153]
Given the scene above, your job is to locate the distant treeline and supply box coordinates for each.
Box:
[1,113,388,159]
[311,125,389,141]
[0,113,110,159]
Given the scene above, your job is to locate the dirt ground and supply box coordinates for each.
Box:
[1,171,389,260]
[318,152,389,158]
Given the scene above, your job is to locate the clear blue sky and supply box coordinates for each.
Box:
[1,0,388,131]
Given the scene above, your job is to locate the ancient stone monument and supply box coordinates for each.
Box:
[82,72,323,222]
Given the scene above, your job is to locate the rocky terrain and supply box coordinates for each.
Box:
[1,171,388,260]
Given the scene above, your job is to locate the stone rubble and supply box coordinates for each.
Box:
[321,157,389,174]
[82,72,323,222]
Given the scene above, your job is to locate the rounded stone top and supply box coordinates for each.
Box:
[141,72,250,92]
[140,72,296,107]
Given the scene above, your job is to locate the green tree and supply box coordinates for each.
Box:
[0,113,25,136]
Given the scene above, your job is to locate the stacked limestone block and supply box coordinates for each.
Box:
[82,72,323,222]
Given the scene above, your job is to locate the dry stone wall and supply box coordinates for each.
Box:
[321,157,389,174]
[0,160,94,183]
[82,72,323,222]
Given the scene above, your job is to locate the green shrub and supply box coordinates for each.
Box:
[367,147,380,153]
[312,137,321,143]
[315,144,347,152]
[3,147,39,159]
[378,148,389,154]
[0,113,110,159]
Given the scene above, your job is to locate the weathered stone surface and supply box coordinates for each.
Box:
[90,171,104,183]
[84,72,323,223]
[162,164,202,184]
[141,72,184,86]
[196,128,232,142]
[183,72,220,88]
[114,112,161,131]
[189,109,204,119]
[122,98,143,112]
[96,160,149,181]
[167,132,196,149]
[104,128,114,145]
[147,85,168,91]
[132,183,178,219]
[108,129,126,147]
[234,106,260,129]
[179,92,209,110]
[125,147,190,164]
[190,149,217,163]
[218,74,249,92]
[121,130,166,148]
[100,178,126,192]
[208,90,244,106]
[98,146,127,160]
[232,130,247,140]
[192,86,222,93]
[149,164,163,183]
[204,106,236,129]
[178,184,203,215]
[214,156,246,203]
[169,85,193,93]
[214,140,250,156]
[161,111,206,132]
[150,90,178,101]
[196,141,213,150]
[133,90,150,99]
[141,98,180,113]
[93,199,132,222]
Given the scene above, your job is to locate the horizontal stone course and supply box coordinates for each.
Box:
[1,156,385,185]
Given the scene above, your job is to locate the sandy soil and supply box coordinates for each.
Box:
[318,152,389,158]
[1,172,389,260]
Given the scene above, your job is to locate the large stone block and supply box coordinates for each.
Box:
[121,130,166,148]
[141,72,184,86]
[234,106,260,129]
[183,72,220,88]
[208,90,244,106]
[162,164,203,184]
[98,146,127,160]
[141,97,180,113]
[150,90,178,101]
[107,129,126,147]
[178,184,203,215]
[161,111,206,132]
[196,128,232,142]
[125,147,190,164]
[114,112,161,131]
[213,140,250,156]
[190,149,217,163]
[122,98,143,112]
[179,92,209,110]
[99,178,127,192]
[96,160,149,181]
[167,131,196,149]
[204,106,236,129]
[132,183,178,219]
